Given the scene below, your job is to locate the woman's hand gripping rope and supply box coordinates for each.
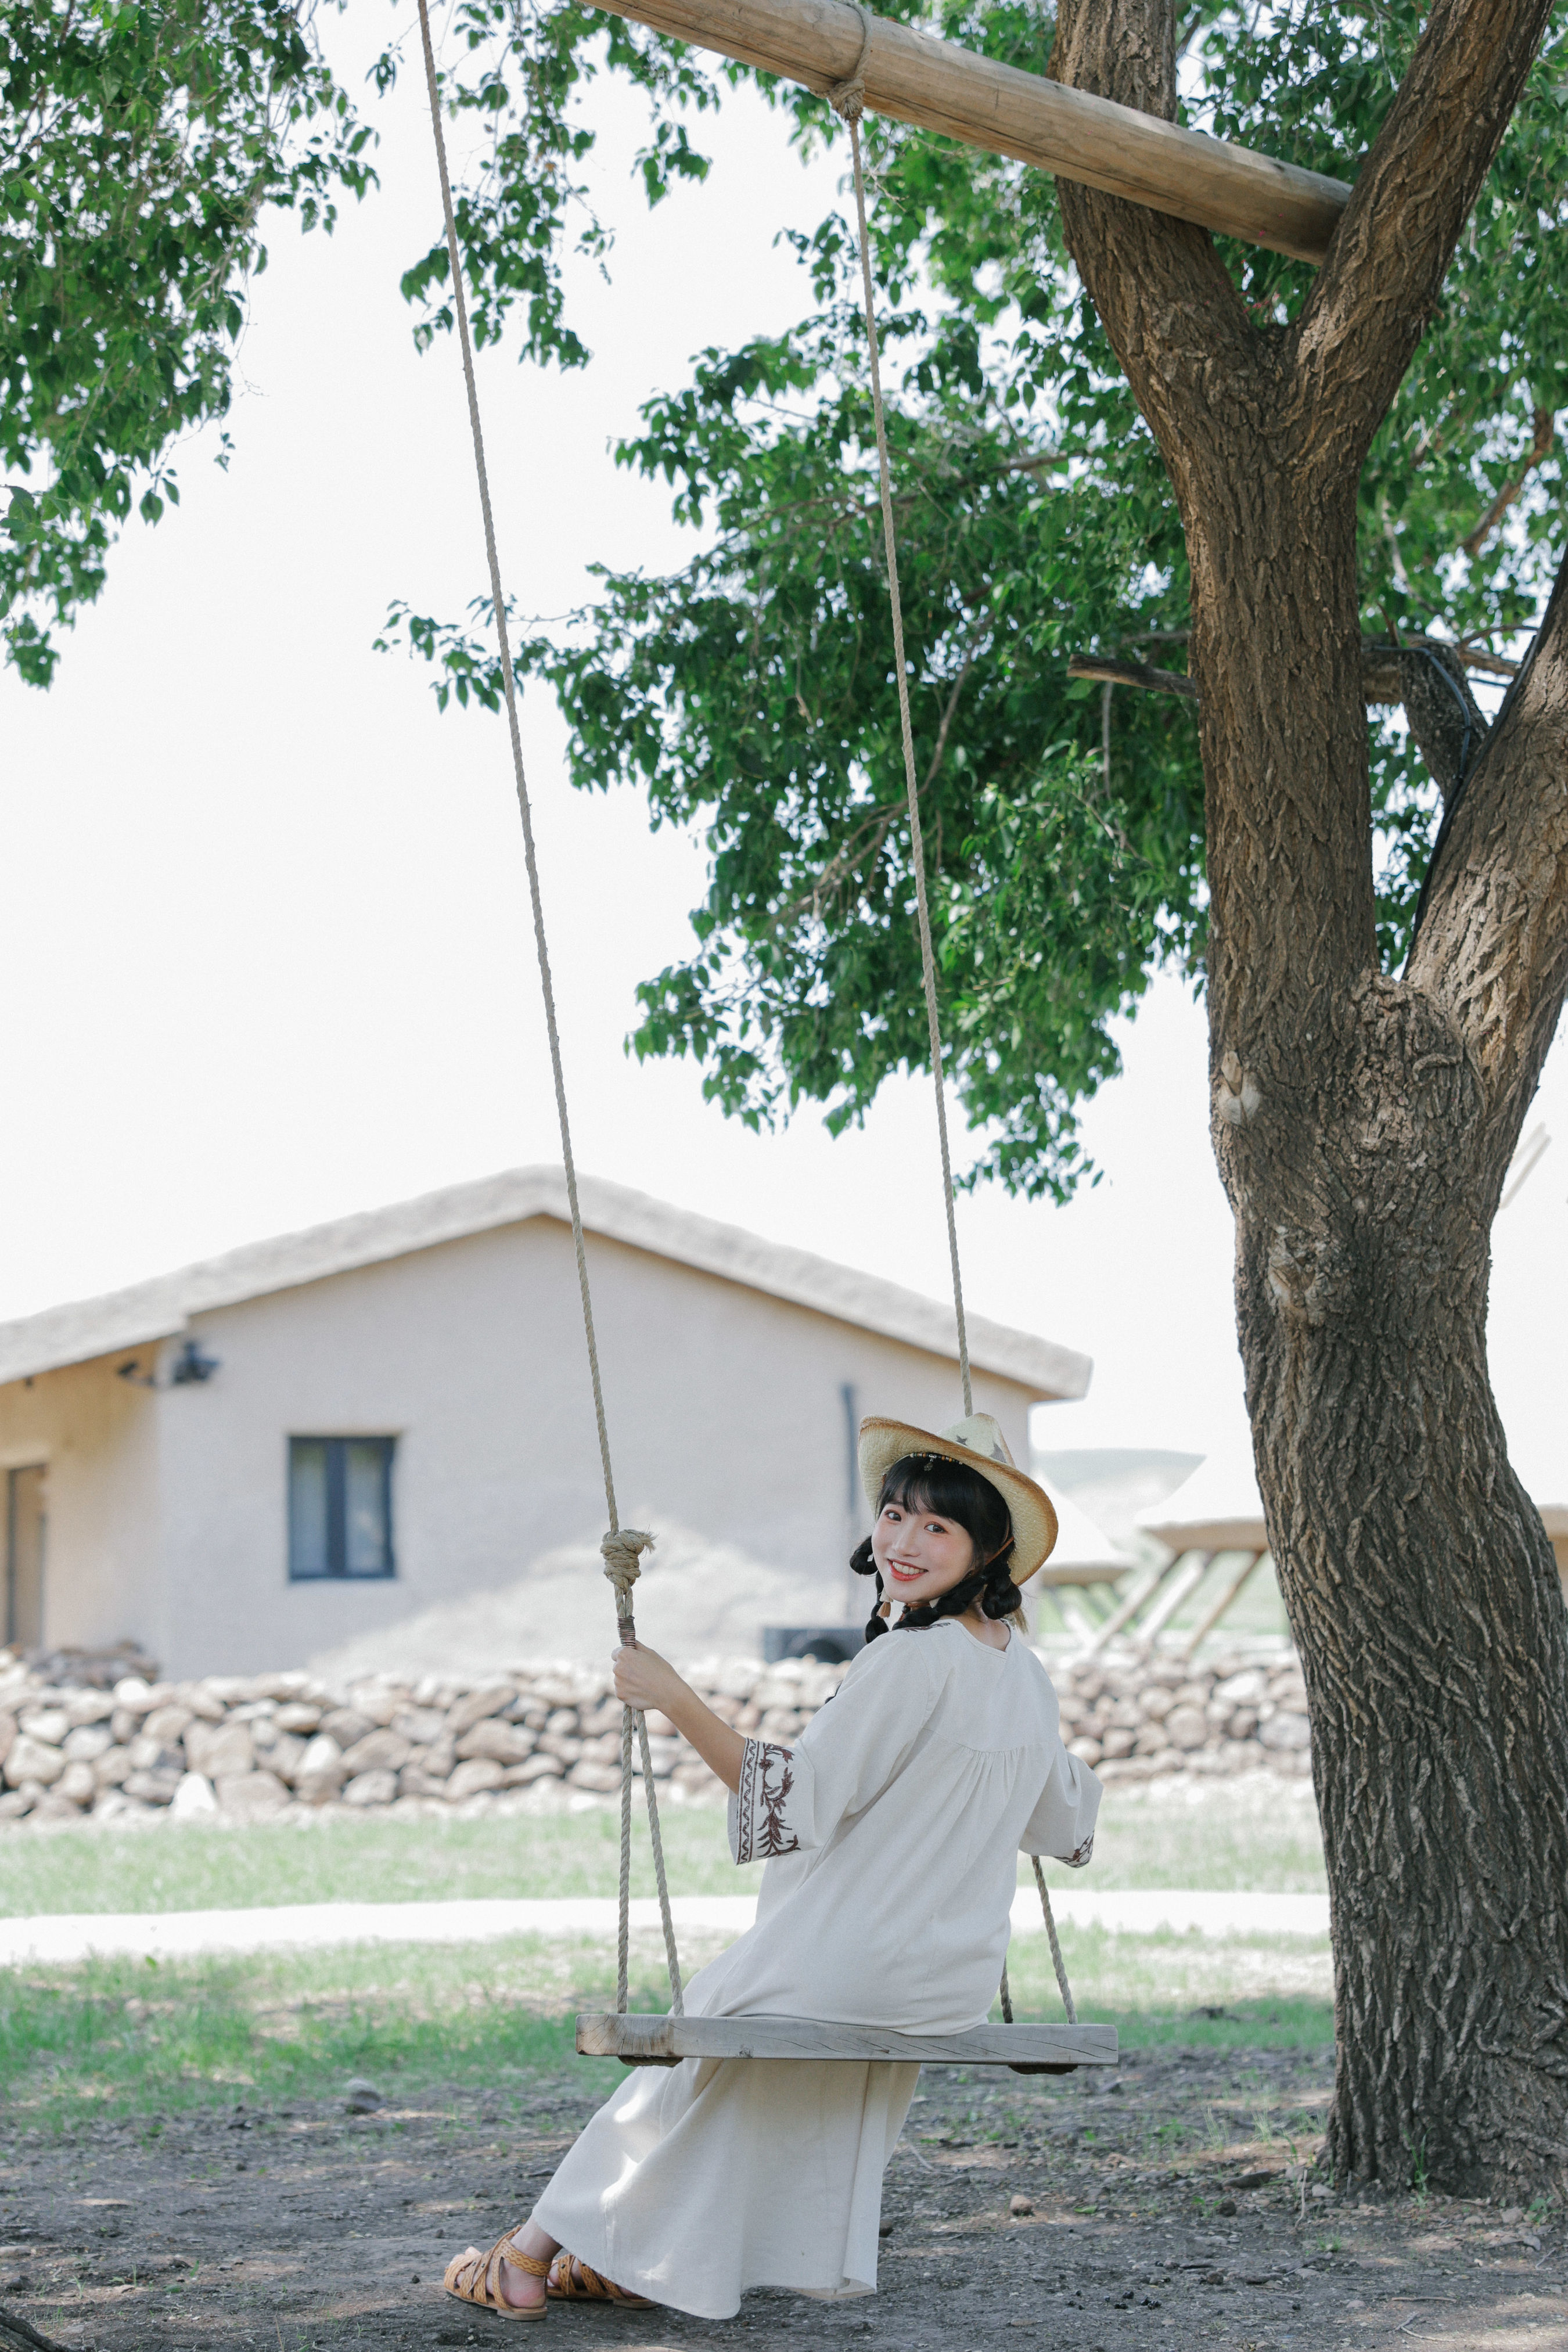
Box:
[612,1639,747,1795]
[604,1519,746,1792]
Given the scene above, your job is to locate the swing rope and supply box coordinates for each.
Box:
[829,28,1077,2031]
[418,0,1073,2047]
[829,24,972,1422]
[414,0,682,2020]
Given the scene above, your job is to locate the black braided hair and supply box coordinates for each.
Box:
[850,1452,1023,1643]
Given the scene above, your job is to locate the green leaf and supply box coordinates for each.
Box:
[1,0,375,677]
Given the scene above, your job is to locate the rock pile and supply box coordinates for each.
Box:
[1055,1649,1311,1783]
[0,1643,1310,1829]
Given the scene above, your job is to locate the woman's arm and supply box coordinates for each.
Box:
[1020,1745,1103,1863]
[612,1642,746,1793]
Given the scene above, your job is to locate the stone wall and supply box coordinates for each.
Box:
[0,1642,1310,1829]
[1057,1648,1311,1782]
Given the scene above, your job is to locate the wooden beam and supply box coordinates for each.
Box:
[1034,1560,1132,1587]
[577,2010,1119,2067]
[1084,1555,1170,1653]
[585,0,1351,265]
[1132,1551,1209,1645]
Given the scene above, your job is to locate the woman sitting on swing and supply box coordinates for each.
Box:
[444,1409,1102,2322]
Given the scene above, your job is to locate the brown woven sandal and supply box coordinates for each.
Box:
[547,2253,654,2309]
[444,2229,552,2319]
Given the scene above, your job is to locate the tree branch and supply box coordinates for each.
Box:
[1395,643,1486,807]
[1070,643,1492,790]
[1463,408,1556,559]
[1048,0,1257,506]
[1067,652,1197,700]
[923,628,986,789]
[1048,0,1551,1045]
[1408,546,1568,1127]
[1293,0,1556,473]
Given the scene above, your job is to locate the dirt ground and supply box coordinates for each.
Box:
[2,2039,1560,2352]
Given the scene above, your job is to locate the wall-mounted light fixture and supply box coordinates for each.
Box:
[116,1340,222,1390]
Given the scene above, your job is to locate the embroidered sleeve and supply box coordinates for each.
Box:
[1020,1744,1103,1864]
[727,1639,938,1866]
[729,1740,801,1866]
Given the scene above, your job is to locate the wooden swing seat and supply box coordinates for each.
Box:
[577,2011,1117,2069]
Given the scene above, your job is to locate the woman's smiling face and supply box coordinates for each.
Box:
[870,1490,979,1610]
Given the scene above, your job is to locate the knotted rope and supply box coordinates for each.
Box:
[415,0,681,2024]
[831,24,1076,2031]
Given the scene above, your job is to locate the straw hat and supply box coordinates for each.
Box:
[858,1412,1059,1584]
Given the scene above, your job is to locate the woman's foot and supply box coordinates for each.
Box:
[547,2254,656,2309]
[499,2222,559,2311]
[444,2220,559,2318]
[496,2259,547,2311]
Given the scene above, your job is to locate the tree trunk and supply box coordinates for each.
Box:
[1231,994,1568,2194]
[1193,456,1568,2198]
[1045,0,1568,2199]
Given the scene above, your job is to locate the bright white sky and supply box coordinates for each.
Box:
[3,7,1566,1490]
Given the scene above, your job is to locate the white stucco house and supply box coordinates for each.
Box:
[0,1168,1091,1678]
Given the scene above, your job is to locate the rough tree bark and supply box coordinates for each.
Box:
[1395,644,1484,806]
[1049,0,1568,2194]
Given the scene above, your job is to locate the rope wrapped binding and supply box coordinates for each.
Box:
[826,1,871,120]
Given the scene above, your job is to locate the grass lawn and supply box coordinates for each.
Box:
[0,1804,739,1918]
[0,1776,1325,1918]
[1,1922,1335,2135]
[1040,1774,1324,1893]
[1,1774,1330,2141]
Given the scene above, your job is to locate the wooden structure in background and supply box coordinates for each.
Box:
[1028,1469,1136,1639]
[1060,1452,1272,1656]
[1131,1454,1269,1658]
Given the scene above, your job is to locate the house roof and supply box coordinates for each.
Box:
[1135,1445,1268,1553]
[0,1166,1092,1400]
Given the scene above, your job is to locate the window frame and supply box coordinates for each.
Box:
[287,1434,397,1583]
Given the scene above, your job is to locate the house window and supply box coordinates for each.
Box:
[288,1437,395,1580]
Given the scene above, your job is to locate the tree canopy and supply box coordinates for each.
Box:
[379,0,1568,1197]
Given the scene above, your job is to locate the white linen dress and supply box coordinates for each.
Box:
[531,1619,1101,2318]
